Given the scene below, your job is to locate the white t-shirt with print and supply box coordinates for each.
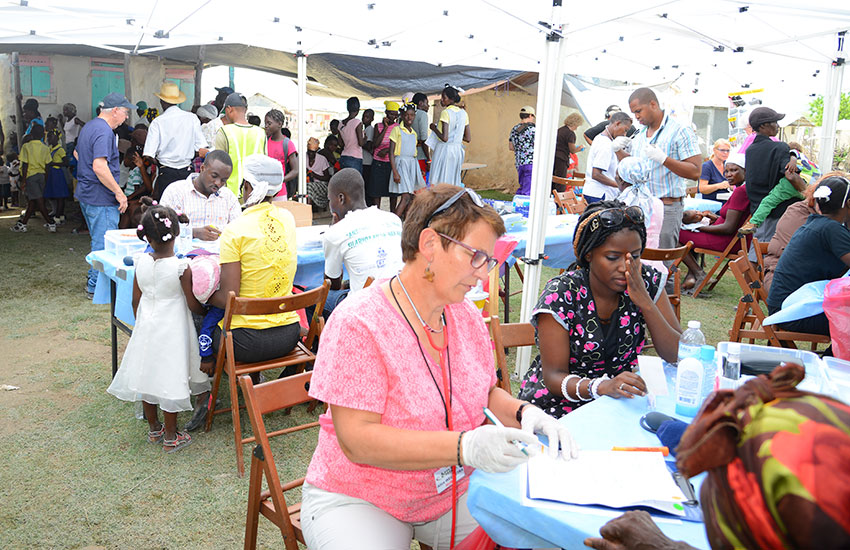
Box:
[323,206,404,292]
[584,133,620,200]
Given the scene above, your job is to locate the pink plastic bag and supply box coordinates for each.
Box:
[823,277,850,360]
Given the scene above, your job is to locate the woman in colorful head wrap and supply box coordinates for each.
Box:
[518,200,681,418]
[585,362,850,550]
[429,85,469,187]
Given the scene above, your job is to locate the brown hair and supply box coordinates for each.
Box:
[565,112,584,128]
[401,184,505,262]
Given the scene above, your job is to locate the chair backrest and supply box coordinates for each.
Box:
[275,200,312,227]
[239,373,314,549]
[490,318,535,394]
[222,281,330,347]
[728,254,779,343]
[642,242,692,321]
[552,188,586,215]
[752,238,768,282]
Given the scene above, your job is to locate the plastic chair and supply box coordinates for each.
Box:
[240,373,318,550]
[727,255,829,350]
[641,242,693,322]
[206,281,330,476]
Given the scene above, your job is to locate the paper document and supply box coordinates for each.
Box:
[424,131,439,152]
[638,355,669,396]
[527,451,687,516]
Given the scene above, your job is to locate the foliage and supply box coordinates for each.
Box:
[807,93,850,126]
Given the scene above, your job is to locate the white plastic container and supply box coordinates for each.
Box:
[676,357,704,417]
[715,341,826,393]
[678,320,706,364]
[104,229,147,258]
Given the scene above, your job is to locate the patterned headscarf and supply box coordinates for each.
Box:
[616,157,656,231]
[676,363,850,550]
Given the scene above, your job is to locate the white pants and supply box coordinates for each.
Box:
[301,482,479,550]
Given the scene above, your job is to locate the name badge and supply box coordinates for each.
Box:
[434,465,465,494]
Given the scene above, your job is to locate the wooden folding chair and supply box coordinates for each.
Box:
[692,220,751,298]
[752,238,769,284]
[206,281,330,476]
[552,188,587,215]
[552,175,586,192]
[489,318,535,395]
[641,242,693,322]
[240,373,318,550]
[727,255,829,350]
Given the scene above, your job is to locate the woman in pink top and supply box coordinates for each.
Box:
[265,109,298,200]
[338,96,365,174]
[301,184,577,550]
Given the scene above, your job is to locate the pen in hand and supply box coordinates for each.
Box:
[482,407,543,457]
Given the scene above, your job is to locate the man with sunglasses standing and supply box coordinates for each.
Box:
[323,168,404,315]
[616,88,701,286]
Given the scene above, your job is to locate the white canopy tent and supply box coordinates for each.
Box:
[1,0,848,374]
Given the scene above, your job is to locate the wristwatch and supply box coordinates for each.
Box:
[516,402,531,423]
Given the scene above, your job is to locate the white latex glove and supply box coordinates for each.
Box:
[644,144,667,165]
[520,405,579,460]
[461,425,540,473]
[611,135,632,153]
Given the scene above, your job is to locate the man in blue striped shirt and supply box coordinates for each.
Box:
[615,88,701,263]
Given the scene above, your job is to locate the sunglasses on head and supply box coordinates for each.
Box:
[597,205,645,227]
[424,188,485,227]
[437,233,499,272]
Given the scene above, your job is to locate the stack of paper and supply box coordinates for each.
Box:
[527,450,687,516]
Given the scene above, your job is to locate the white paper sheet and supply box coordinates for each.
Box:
[638,355,669,396]
[526,451,686,516]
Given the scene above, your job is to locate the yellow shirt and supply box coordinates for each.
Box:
[388,125,417,157]
[20,140,51,176]
[219,202,299,330]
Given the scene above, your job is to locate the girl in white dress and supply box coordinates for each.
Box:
[107,197,208,453]
[429,85,470,187]
[389,104,425,218]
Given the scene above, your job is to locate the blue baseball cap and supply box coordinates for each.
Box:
[101,93,135,110]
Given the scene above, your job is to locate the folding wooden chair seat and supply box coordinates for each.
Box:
[641,242,693,322]
[691,220,751,298]
[727,255,829,351]
[489,318,536,395]
[240,372,319,550]
[206,281,330,476]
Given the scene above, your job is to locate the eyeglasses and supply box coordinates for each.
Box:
[437,232,499,272]
[424,188,485,227]
[717,148,731,153]
[598,205,645,227]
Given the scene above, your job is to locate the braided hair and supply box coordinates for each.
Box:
[399,103,416,115]
[136,197,189,244]
[572,200,647,269]
[442,85,461,104]
[266,108,285,126]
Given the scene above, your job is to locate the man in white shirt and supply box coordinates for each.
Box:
[583,111,633,203]
[143,82,209,200]
[159,150,240,240]
[323,167,404,313]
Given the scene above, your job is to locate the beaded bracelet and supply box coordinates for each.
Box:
[577,378,594,401]
[457,430,466,467]
[591,375,609,399]
[561,374,581,402]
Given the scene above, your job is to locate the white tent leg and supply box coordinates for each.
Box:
[297,51,307,201]
[515,1,567,379]
[819,32,846,172]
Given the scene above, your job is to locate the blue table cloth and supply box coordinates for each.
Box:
[683,197,722,213]
[87,241,328,327]
[505,214,579,270]
[467,363,711,550]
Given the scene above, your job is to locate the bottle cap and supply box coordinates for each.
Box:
[700,345,715,360]
[687,320,701,329]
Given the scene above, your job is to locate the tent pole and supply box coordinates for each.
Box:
[515,1,566,378]
[194,45,205,107]
[124,53,132,101]
[819,32,846,172]
[12,52,24,149]
[297,51,307,201]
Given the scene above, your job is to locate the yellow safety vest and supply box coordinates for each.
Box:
[221,123,267,196]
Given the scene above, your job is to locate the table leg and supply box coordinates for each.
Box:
[108,278,133,378]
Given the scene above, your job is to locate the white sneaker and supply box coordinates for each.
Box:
[11,221,27,232]
[47,223,57,233]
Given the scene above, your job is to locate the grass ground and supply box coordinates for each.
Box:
[0,197,742,549]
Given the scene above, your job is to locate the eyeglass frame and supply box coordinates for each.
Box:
[423,188,485,228]
[436,232,499,272]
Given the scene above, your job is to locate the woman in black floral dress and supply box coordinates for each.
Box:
[518,200,682,418]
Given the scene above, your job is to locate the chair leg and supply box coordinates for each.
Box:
[230,361,245,477]
[244,450,263,550]
[205,341,227,432]
[706,258,733,292]
[693,254,724,298]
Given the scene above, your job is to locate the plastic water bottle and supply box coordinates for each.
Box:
[720,342,742,390]
[676,357,704,417]
[699,345,716,402]
[179,222,192,254]
[677,320,706,364]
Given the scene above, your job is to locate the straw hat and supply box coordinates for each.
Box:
[154,81,186,105]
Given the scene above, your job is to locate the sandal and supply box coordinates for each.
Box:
[147,425,165,444]
[163,431,192,453]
